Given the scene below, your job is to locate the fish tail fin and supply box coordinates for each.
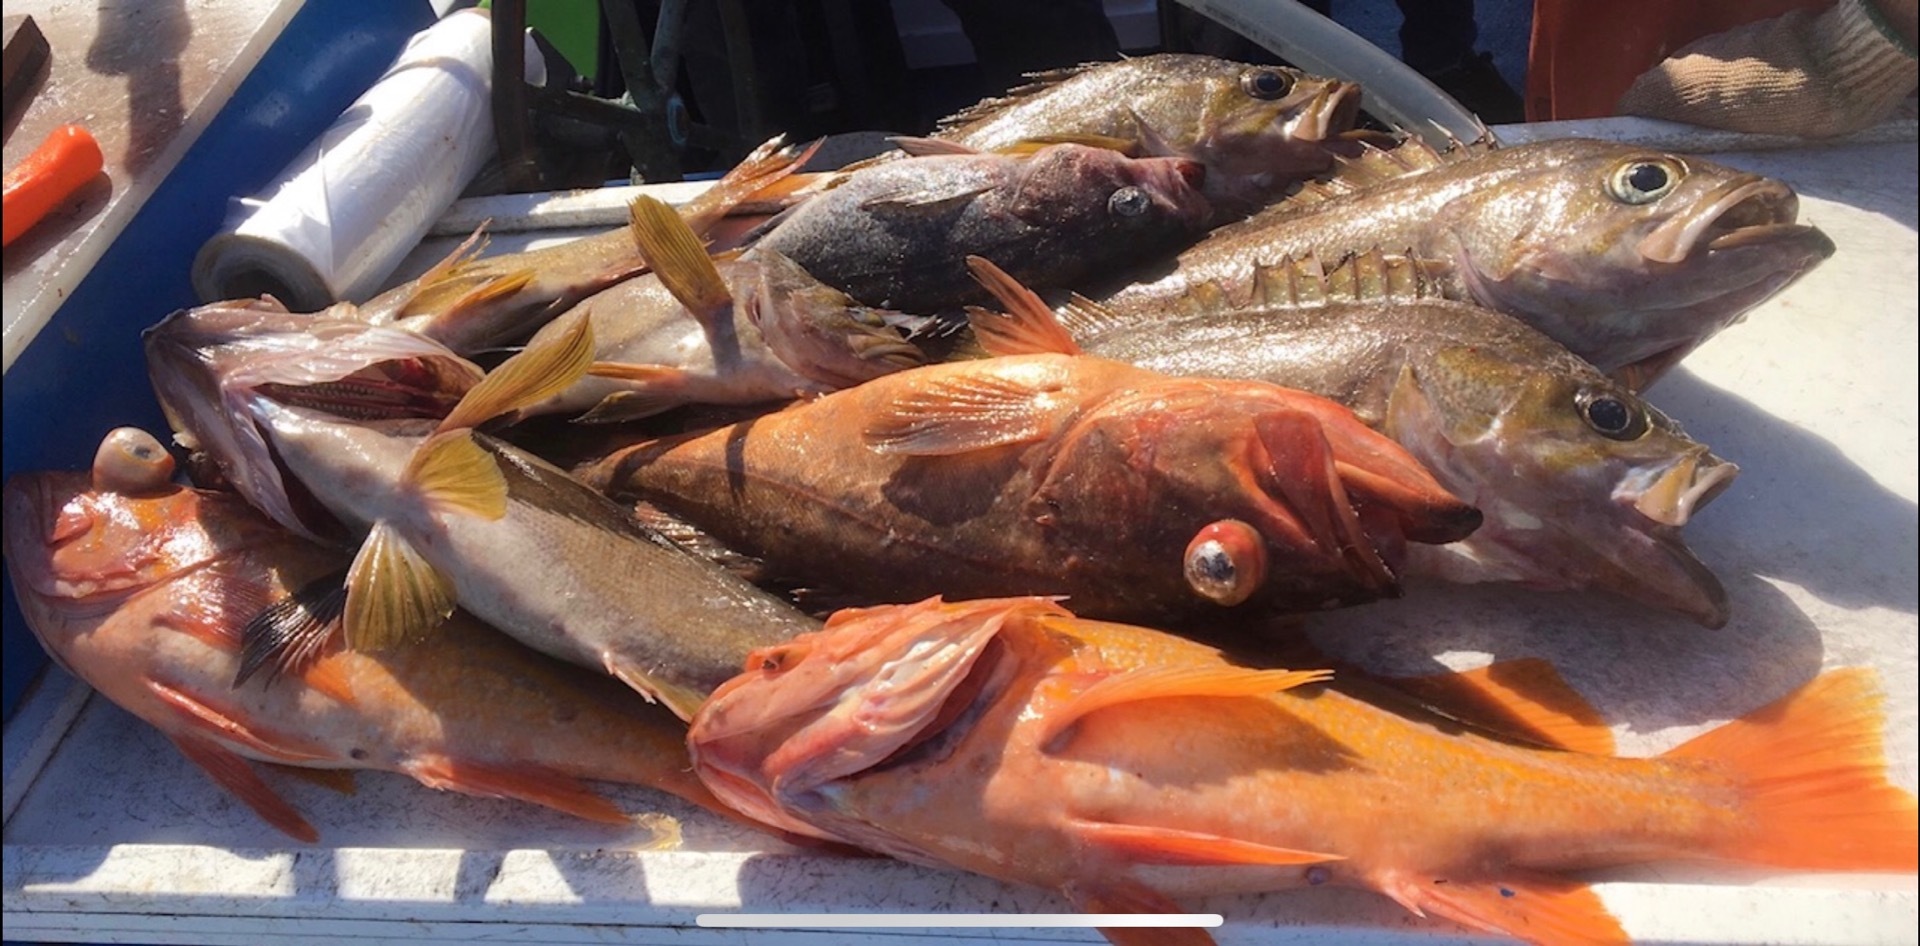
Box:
[1663,668,1919,872]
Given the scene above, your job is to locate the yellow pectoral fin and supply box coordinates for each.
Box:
[627,194,734,319]
[1041,665,1333,744]
[439,309,595,433]
[342,520,457,652]
[405,430,508,519]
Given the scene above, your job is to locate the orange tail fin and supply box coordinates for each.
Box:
[1663,668,1918,872]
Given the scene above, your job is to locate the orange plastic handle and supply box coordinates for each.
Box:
[3,125,106,247]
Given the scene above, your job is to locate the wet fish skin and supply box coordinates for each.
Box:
[935,54,1363,219]
[2,432,726,842]
[1100,138,1835,385]
[753,143,1212,312]
[690,596,1919,946]
[1069,258,1737,627]
[143,307,818,720]
[582,353,1479,625]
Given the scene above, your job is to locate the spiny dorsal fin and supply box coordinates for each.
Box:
[932,61,1108,133]
[1289,129,1500,209]
[437,310,595,433]
[1054,293,1137,342]
[1242,251,1447,310]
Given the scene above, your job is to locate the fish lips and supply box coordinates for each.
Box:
[1637,176,1825,265]
[1605,450,1739,628]
[1281,80,1364,143]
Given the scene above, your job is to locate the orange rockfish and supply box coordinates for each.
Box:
[584,348,1479,625]
[3,428,727,843]
[690,596,1918,946]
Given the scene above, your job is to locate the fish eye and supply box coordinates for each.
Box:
[1184,519,1268,606]
[1577,389,1650,440]
[1241,68,1295,100]
[92,427,176,495]
[1108,185,1150,218]
[1606,158,1682,204]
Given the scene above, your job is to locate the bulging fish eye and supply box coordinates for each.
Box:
[1108,185,1149,218]
[1241,68,1295,100]
[1184,519,1268,607]
[1606,158,1682,204]
[93,427,176,495]
[1577,389,1650,440]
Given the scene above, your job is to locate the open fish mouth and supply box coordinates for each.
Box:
[1638,176,1807,264]
[1283,81,1364,142]
[1624,450,1739,528]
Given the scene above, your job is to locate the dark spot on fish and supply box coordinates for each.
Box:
[1433,879,1448,884]
[1499,886,1515,898]
[350,748,369,760]
[1306,866,1331,886]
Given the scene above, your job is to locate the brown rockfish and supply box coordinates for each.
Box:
[931,54,1363,219]
[750,142,1211,312]
[690,596,1918,946]
[1015,254,1738,627]
[1099,138,1835,388]
[143,304,816,720]
[3,428,728,843]
[580,344,1479,625]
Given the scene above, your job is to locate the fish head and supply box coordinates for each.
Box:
[690,596,1070,845]
[1038,379,1479,616]
[143,300,481,540]
[1390,346,1736,626]
[2,429,281,661]
[1448,140,1835,381]
[735,248,927,388]
[1010,143,1213,238]
[1121,55,1360,209]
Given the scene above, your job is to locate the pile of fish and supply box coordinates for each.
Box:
[6,53,1910,946]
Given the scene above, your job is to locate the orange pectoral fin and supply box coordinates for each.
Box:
[402,755,630,826]
[1072,819,1341,866]
[148,680,336,765]
[1042,666,1332,745]
[1064,879,1218,946]
[1392,659,1616,756]
[1380,871,1627,946]
[168,734,319,843]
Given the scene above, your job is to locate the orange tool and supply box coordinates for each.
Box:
[3,124,104,247]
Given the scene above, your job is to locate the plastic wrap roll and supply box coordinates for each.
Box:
[192,9,544,310]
